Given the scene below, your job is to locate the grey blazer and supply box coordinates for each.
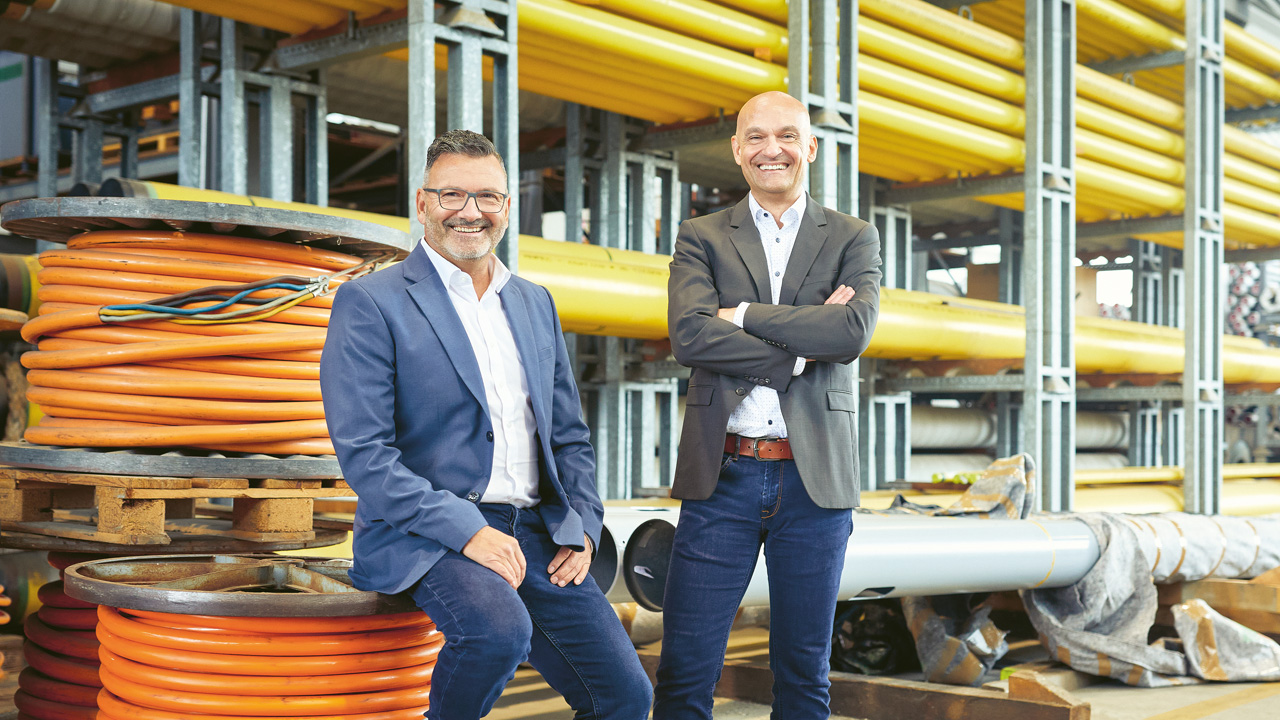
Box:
[667,194,882,509]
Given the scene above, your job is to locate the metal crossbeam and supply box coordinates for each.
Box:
[1085,50,1183,75]
[880,173,1024,205]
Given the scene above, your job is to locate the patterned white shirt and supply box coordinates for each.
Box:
[725,193,808,439]
[422,240,539,507]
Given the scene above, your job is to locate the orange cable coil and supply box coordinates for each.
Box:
[20,230,367,454]
[20,555,103,720]
[96,605,437,719]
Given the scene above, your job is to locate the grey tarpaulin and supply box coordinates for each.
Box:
[1022,512,1280,686]
[879,453,1038,685]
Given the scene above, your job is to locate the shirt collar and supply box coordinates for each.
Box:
[419,238,511,296]
[748,192,806,228]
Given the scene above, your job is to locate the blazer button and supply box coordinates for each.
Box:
[736,387,746,396]
[466,491,480,502]
[763,379,772,385]
[486,431,494,442]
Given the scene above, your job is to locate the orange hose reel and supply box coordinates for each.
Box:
[95,605,439,718]
[20,230,369,455]
[19,554,103,720]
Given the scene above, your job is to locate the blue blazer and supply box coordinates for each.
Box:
[320,244,601,594]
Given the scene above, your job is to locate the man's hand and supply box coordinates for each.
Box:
[462,526,527,589]
[825,285,855,305]
[547,534,593,587]
[717,307,737,322]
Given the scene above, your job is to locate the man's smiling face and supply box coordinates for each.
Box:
[416,152,510,265]
[731,92,819,203]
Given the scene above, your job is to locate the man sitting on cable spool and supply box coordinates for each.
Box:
[321,129,652,719]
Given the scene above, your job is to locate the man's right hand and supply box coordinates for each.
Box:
[806,285,857,364]
[462,526,527,589]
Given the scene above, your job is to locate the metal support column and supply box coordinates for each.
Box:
[997,208,1022,305]
[71,119,104,185]
[862,202,912,490]
[33,57,57,198]
[492,0,520,270]
[219,18,247,194]
[1183,0,1225,514]
[790,0,858,215]
[600,112,627,249]
[1022,0,1077,511]
[179,9,206,188]
[1129,403,1161,466]
[305,70,328,206]
[407,0,436,240]
[874,203,913,291]
[265,79,294,201]
[1131,239,1164,325]
[564,104,586,244]
[595,337,628,500]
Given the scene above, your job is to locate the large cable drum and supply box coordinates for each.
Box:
[0,197,410,460]
[63,554,435,720]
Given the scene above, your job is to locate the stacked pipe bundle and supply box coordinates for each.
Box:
[16,553,102,720]
[857,0,1280,248]
[94,607,439,720]
[1227,261,1265,336]
[18,230,380,454]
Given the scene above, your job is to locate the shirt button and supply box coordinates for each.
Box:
[466,491,480,502]
[486,431,494,442]
[775,238,781,243]
[774,271,781,277]
[736,387,746,396]
[768,419,773,425]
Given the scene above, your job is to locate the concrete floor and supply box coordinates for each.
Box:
[487,626,1280,720]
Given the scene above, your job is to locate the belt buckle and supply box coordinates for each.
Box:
[751,438,770,461]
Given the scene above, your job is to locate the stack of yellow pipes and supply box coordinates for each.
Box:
[854,0,1280,249]
[157,0,1280,249]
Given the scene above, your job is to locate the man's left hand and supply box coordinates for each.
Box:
[548,534,593,587]
[717,307,737,322]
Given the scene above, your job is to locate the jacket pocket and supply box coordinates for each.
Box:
[827,389,857,413]
[686,384,715,406]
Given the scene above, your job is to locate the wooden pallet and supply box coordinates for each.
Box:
[0,466,353,546]
[1157,567,1280,637]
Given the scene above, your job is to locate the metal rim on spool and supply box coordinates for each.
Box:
[63,554,417,617]
[0,196,412,258]
[0,441,341,479]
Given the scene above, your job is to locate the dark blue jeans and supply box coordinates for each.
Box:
[653,455,853,720]
[409,505,652,720]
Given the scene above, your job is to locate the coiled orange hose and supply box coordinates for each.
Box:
[21,230,370,454]
[96,605,437,719]
[19,554,103,720]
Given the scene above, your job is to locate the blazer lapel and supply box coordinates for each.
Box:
[498,281,547,428]
[778,195,828,306]
[728,199,771,302]
[403,245,488,412]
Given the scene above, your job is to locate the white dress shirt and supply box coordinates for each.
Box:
[725,193,809,439]
[422,240,539,507]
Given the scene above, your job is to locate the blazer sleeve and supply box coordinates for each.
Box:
[543,287,603,552]
[741,222,882,364]
[321,281,487,554]
[668,218,803,390]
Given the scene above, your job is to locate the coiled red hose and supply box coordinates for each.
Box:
[95,605,439,718]
[17,553,102,720]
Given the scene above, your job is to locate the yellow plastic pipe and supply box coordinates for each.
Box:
[708,0,787,24]
[519,0,787,94]
[860,0,1026,70]
[519,32,749,110]
[518,54,717,121]
[1075,65,1184,130]
[155,0,312,33]
[116,181,1280,383]
[859,54,1025,134]
[1077,98,1183,156]
[565,0,788,62]
[859,16,1026,103]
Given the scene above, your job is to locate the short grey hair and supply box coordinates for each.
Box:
[422,129,507,185]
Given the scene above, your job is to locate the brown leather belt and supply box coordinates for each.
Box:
[724,434,793,461]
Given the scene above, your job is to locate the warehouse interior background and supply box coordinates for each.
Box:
[5,0,1280,717]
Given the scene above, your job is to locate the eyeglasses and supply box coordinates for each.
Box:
[422,187,508,213]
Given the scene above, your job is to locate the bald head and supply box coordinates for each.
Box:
[731,92,817,210]
[735,91,810,139]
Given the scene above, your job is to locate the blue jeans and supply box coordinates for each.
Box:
[409,505,652,720]
[653,455,853,720]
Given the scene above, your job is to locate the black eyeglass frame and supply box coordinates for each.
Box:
[421,187,510,213]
